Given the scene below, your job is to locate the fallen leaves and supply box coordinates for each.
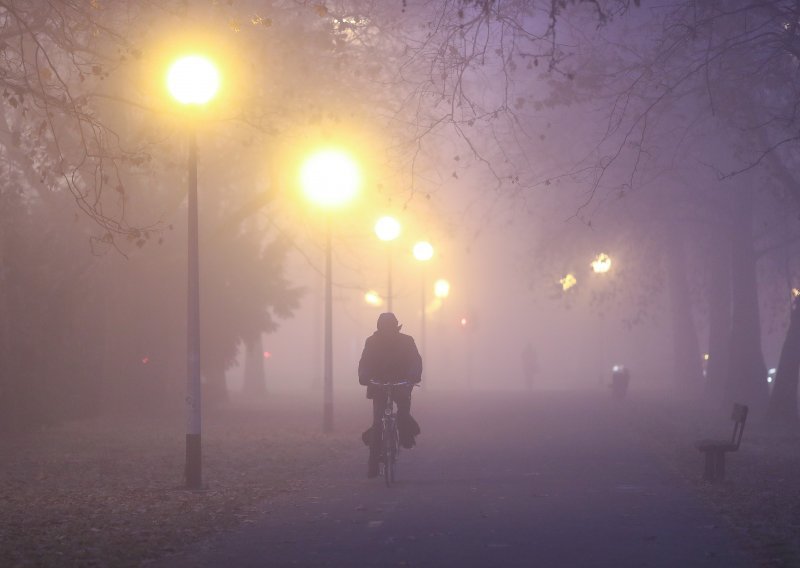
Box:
[0,396,352,567]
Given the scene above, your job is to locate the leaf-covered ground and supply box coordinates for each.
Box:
[0,393,358,567]
[628,392,800,567]
[3,389,798,567]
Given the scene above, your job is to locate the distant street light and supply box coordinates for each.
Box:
[301,148,361,433]
[166,53,220,490]
[591,253,612,274]
[433,278,451,388]
[434,278,450,300]
[364,290,383,307]
[413,241,434,377]
[413,241,434,262]
[560,273,577,291]
[590,252,613,380]
[374,216,401,311]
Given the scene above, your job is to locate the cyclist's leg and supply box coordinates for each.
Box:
[369,395,387,467]
[395,386,412,419]
[395,387,418,448]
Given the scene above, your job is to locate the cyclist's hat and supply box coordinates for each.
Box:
[377,312,402,332]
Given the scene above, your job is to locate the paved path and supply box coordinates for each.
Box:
[165,390,753,567]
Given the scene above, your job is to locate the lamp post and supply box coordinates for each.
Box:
[591,252,613,382]
[166,53,221,490]
[413,241,434,375]
[433,278,450,387]
[300,149,361,433]
[374,216,401,312]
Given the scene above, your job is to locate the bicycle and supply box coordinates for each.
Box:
[369,380,412,487]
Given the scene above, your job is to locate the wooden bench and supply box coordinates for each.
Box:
[695,403,748,482]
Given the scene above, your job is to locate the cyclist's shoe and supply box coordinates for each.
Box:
[367,459,379,478]
[399,431,416,449]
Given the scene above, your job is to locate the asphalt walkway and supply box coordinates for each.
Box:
[164,390,753,567]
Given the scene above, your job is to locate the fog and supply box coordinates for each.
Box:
[6,2,800,566]
[230,218,678,396]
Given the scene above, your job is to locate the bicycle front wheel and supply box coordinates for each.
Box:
[384,422,396,487]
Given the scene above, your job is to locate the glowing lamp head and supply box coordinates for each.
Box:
[413,241,434,262]
[591,253,612,274]
[560,273,577,291]
[374,216,401,242]
[364,290,383,307]
[434,279,450,299]
[166,55,220,105]
[300,149,361,208]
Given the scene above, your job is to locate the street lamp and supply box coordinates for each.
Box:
[433,278,450,387]
[590,252,613,381]
[434,278,450,300]
[591,252,612,274]
[364,290,383,307]
[560,273,577,291]
[374,216,401,311]
[166,53,220,490]
[413,241,434,377]
[301,148,361,432]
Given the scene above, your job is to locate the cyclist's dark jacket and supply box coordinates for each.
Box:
[358,329,422,399]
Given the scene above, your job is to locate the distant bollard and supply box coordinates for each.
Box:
[611,365,630,400]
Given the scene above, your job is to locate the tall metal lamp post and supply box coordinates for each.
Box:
[374,216,401,311]
[591,252,613,379]
[433,278,450,387]
[413,241,434,375]
[300,149,361,432]
[166,53,220,490]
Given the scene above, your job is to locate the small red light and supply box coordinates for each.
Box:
[141,356,149,364]
[263,351,271,359]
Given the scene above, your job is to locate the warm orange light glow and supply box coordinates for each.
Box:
[413,241,434,262]
[434,279,450,299]
[793,288,800,298]
[460,317,468,326]
[591,253,612,273]
[560,273,577,291]
[375,216,401,242]
[166,55,220,105]
[300,149,361,208]
[263,351,272,359]
[364,290,383,307]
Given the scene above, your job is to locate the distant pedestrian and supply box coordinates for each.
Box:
[358,312,422,478]
[521,342,539,389]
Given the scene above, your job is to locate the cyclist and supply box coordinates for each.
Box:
[358,312,422,478]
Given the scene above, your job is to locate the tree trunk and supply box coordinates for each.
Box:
[767,299,800,426]
[704,229,732,403]
[0,210,8,429]
[666,235,704,394]
[243,334,266,396]
[727,192,768,410]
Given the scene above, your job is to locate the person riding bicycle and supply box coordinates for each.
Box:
[358,312,422,478]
